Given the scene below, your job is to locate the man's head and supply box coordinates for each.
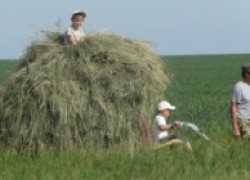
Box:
[157,101,176,118]
[241,63,250,79]
[71,10,86,29]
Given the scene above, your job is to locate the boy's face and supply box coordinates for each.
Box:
[161,109,170,118]
[72,15,84,29]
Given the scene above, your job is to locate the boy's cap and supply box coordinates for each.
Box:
[242,63,250,73]
[72,10,87,19]
[158,101,176,111]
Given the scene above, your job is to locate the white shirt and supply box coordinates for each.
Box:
[231,81,250,118]
[154,115,168,142]
[66,27,86,41]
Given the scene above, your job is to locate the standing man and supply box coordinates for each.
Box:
[231,64,250,139]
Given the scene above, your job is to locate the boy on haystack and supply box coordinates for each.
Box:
[154,101,192,150]
[66,10,86,45]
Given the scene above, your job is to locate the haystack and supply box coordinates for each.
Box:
[0,33,168,154]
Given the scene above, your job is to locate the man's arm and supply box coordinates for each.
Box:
[230,102,241,138]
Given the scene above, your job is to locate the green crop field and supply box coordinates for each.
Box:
[0,55,250,179]
[0,60,17,86]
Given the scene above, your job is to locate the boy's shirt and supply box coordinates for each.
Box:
[66,27,86,42]
[154,115,168,142]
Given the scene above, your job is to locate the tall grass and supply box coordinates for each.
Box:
[1,54,250,179]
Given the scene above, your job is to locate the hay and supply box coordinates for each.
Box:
[0,33,169,154]
[18,30,64,69]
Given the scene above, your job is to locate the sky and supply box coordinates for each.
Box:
[1,0,250,59]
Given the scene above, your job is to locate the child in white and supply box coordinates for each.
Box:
[66,10,86,45]
[155,101,180,142]
[154,101,192,151]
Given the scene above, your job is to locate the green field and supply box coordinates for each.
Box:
[1,55,250,179]
[0,60,18,85]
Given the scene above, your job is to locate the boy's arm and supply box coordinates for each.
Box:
[156,116,180,131]
[66,28,77,45]
[158,124,175,131]
[67,35,77,45]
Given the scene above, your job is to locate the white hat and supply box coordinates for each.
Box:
[71,10,86,19]
[157,101,176,111]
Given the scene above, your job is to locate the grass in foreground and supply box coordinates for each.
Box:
[1,54,250,179]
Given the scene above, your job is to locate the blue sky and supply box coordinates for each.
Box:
[1,0,250,59]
